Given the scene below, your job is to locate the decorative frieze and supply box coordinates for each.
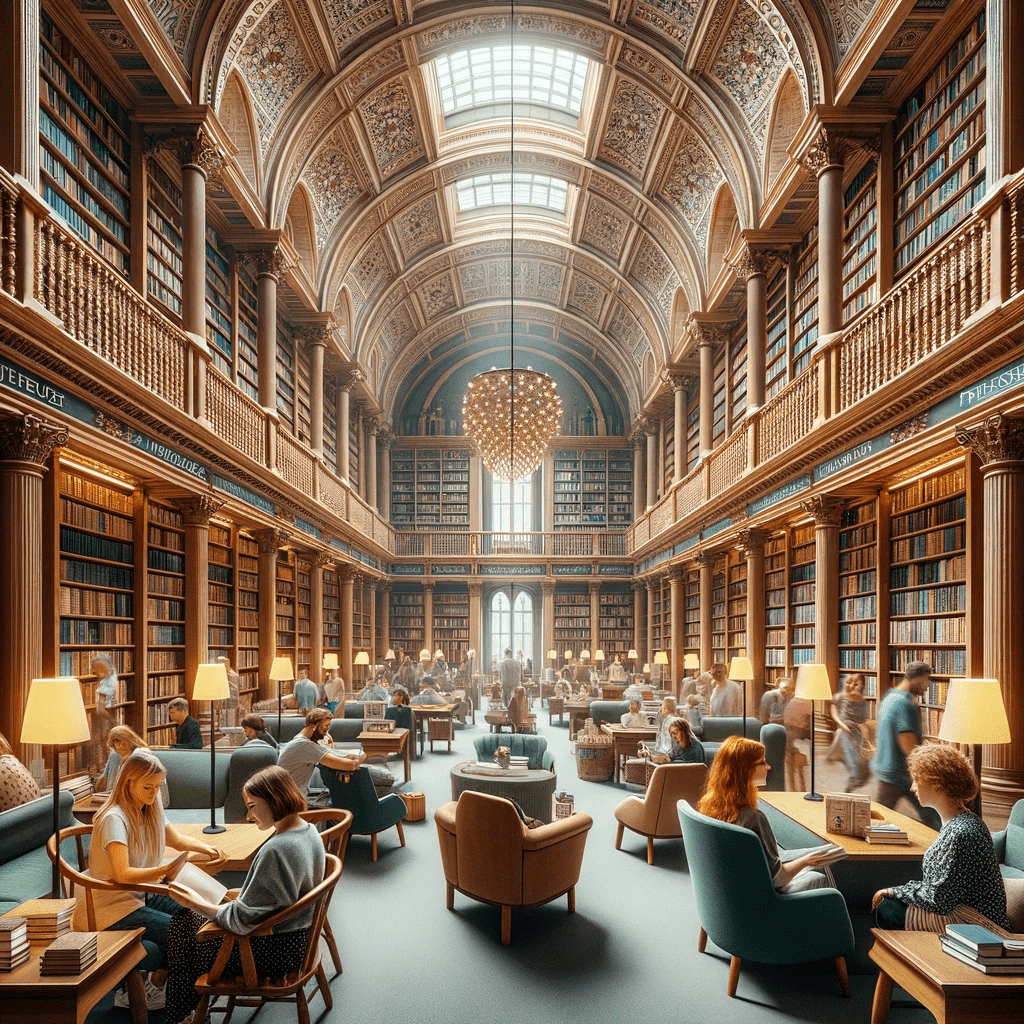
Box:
[177,495,225,526]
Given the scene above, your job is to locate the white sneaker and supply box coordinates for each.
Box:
[113,975,166,1010]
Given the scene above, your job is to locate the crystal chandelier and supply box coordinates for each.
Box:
[463,367,562,481]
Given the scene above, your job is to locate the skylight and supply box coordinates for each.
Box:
[455,173,569,213]
[435,45,589,119]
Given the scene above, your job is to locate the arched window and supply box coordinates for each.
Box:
[490,589,533,665]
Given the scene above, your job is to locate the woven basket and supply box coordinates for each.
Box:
[623,757,656,787]
[575,741,614,782]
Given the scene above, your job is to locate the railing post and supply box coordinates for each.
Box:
[747,413,759,473]
[266,414,278,473]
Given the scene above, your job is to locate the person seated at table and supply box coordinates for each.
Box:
[164,765,325,1024]
[240,714,278,749]
[385,689,413,732]
[508,685,530,731]
[410,680,447,705]
[872,744,1008,930]
[608,656,627,683]
[167,698,202,749]
[620,699,648,729]
[0,729,40,812]
[697,736,834,893]
[650,697,678,754]
[277,708,367,806]
[647,717,705,765]
[682,693,705,739]
[97,725,170,804]
[90,750,226,1009]
[553,677,573,701]
[357,677,389,702]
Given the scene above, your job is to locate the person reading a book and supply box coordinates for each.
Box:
[90,750,227,1008]
[164,765,326,1024]
[698,735,844,893]
[240,714,278,748]
[871,744,1008,930]
[647,717,705,765]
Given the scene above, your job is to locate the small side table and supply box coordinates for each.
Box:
[450,763,558,823]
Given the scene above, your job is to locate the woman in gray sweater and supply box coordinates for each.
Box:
[165,765,325,1024]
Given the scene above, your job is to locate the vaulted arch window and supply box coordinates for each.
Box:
[490,589,533,665]
[455,172,568,213]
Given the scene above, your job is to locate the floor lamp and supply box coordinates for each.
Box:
[193,663,230,835]
[627,648,638,686]
[21,677,90,898]
[355,651,370,691]
[269,656,294,741]
[729,653,754,735]
[938,678,1010,818]
[795,663,833,802]
[654,650,668,691]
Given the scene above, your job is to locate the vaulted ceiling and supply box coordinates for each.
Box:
[66,0,958,433]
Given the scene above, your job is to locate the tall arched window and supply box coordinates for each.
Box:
[490,589,533,664]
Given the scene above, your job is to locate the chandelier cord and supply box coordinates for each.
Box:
[509,0,516,480]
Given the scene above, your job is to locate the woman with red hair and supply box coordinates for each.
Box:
[698,735,836,892]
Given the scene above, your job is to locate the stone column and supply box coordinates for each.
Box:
[0,415,67,756]
[256,528,287,701]
[247,247,290,410]
[632,581,646,667]
[178,496,224,701]
[696,552,714,672]
[987,0,1024,182]
[379,432,392,520]
[468,583,483,679]
[0,0,40,181]
[957,414,1024,817]
[423,582,435,653]
[367,579,377,666]
[311,552,331,686]
[740,529,770,704]
[339,566,354,692]
[470,449,483,534]
[800,129,845,339]
[732,247,772,412]
[669,568,686,698]
[302,327,331,457]
[802,495,845,694]
[698,332,715,457]
[632,432,645,514]
[645,577,658,673]
[541,580,555,659]
[669,373,692,484]
[645,423,659,508]
[366,420,378,510]
[336,377,351,480]
[379,583,392,656]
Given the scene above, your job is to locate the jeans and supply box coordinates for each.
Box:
[838,728,868,787]
[875,779,942,831]
[109,893,182,971]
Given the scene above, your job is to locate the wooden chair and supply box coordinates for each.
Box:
[192,852,343,1024]
[297,809,352,976]
[427,713,454,752]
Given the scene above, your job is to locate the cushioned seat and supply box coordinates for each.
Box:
[993,798,1024,879]
[319,765,406,861]
[473,733,554,771]
[614,762,708,864]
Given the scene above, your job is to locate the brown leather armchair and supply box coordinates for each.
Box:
[434,791,593,944]
[613,762,708,865]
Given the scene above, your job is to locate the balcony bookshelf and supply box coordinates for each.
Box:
[839,498,879,707]
[553,448,633,529]
[390,447,471,529]
[433,587,470,665]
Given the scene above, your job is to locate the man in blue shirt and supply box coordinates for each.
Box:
[870,660,941,829]
[293,675,319,711]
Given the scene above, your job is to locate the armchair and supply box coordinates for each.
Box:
[298,809,352,976]
[613,763,708,865]
[434,791,593,945]
[319,765,406,862]
[677,800,854,998]
[992,798,1024,879]
[473,733,554,771]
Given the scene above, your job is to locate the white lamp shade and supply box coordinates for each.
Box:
[192,662,230,701]
[322,653,339,669]
[642,664,650,674]
[938,678,1011,745]
[466,649,476,660]
[22,678,90,745]
[385,649,396,661]
[564,650,573,660]
[627,649,638,659]
[354,651,370,666]
[419,648,431,661]
[684,653,700,670]
[729,656,754,681]
[579,649,590,660]
[547,650,557,660]
[795,663,832,701]
[594,650,605,661]
[654,651,669,665]
[268,656,294,681]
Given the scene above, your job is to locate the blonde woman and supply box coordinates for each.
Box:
[96,725,170,805]
[90,750,226,1008]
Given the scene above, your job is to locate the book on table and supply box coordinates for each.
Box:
[939,938,1024,974]
[40,932,98,975]
[944,923,1007,955]
[864,823,909,844]
[0,917,30,971]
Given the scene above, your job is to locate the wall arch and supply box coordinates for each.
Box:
[218,71,260,189]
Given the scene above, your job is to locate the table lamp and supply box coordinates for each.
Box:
[322,653,339,670]
[795,663,833,801]
[684,653,699,672]
[627,648,638,683]
[580,649,590,661]
[21,677,90,897]
[269,655,294,739]
[419,648,431,663]
[354,650,370,689]
[564,649,574,661]
[654,650,668,687]
[385,649,396,662]
[938,678,1010,816]
[729,653,755,732]
[192,662,230,835]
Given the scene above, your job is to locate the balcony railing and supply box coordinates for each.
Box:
[388,530,630,560]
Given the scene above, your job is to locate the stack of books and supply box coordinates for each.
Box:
[509,756,530,770]
[9,898,77,941]
[864,822,909,844]
[40,932,98,975]
[0,918,29,971]
[940,924,1024,974]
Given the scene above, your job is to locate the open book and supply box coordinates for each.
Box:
[168,862,229,906]
[809,842,849,866]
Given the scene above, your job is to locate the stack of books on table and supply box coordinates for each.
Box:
[0,918,30,971]
[40,932,98,975]
[864,822,909,844]
[940,924,1024,974]
[7,898,77,940]
[509,756,530,770]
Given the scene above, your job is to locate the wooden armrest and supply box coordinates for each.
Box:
[196,920,229,941]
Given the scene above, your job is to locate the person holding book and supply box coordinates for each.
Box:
[164,764,326,1024]
[871,744,1009,930]
[648,717,705,765]
[90,750,227,1008]
[698,735,843,893]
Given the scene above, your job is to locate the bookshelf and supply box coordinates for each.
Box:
[207,523,234,668]
[553,590,590,658]
[839,499,879,705]
[415,450,441,527]
[553,450,582,528]
[145,501,186,745]
[650,578,671,674]
[789,523,816,668]
[236,534,260,698]
[764,533,788,683]
[442,450,470,527]
[352,578,370,655]
[727,557,747,664]
[598,589,633,661]
[683,569,700,660]
[295,556,312,679]
[553,448,633,529]
[607,450,633,528]
[57,467,135,773]
[390,587,425,654]
[323,567,341,660]
[711,561,727,663]
[275,552,296,679]
[888,463,968,734]
[389,447,471,529]
[433,587,470,665]
[793,225,819,376]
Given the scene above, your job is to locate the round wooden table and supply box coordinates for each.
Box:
[450,762,557,823]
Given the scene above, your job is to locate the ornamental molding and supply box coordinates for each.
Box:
[889,414,929,444]
[737,528,772,555]
[95,412,134,442]
[956,414,1024,466]
[177,495,225,525]
[800,494,845,527]
[728,245,788,282]
[240,246,293,279]
[0,413,68,464]
[256,527,290,553]
[144,126,227,187]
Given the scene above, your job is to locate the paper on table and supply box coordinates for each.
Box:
[169,862,229,906]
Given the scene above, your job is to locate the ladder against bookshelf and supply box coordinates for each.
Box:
[598,589,634,662]
[236,534,260,699]
[323,567,341,661]
[888,464,967,736]
[58,468,136,773]
[146,501,186,746]
[711,562,727,663]
[207,523,234,669]
[433,588,470,665]
[839,499,879,705]
[389,587,425,657]
[789,523,816,668]
[764,533,788,683]
[727,558,747,663]
[553,590,590,659]
[295,557,312,680]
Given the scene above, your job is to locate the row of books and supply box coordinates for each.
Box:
[940,923,1024,974]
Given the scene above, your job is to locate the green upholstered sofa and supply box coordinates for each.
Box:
[993,798,1024,878]
[473,733,555,771]
[265,712,364,747]
[0,791,75,913]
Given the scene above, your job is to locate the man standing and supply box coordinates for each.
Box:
[707,663,742,717]
[293,674,319,711]
[498,647,522,706]
[870,661,941,829]
[277,708,366,802]
[167,698,202,749]
[759,676,795,725]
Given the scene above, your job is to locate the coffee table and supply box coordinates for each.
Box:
[450,762,558,823]
[600,724,658,783]
[869,928,1024,1024]
[173,822,271,872]
[358,727,410,783]
[0,926,148,1024]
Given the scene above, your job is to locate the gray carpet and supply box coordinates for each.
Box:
[91,710,935,1024]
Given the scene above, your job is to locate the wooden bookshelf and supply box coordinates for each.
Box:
[764,532,788,684]
[352,577,370,655]
[554,448,633,529]
[607,450,633,527]
[553,450,582,528]
[433,587,469,665]
[711,560,727,663]
[650,578,671,676]
[275,552,296,678]
[236,534,260,698]
[295,556,312,679]
[145,501,186,745]
[442,449,470,527]
[207,523,233,668]
[789,523,816,669]
[888,463,968,735]
[553,590,590,658]
[390,447,471,529]
[839,498,879,705]
[323,567,340,661]
[598,589,633,661]
[727,556,747,663]
[683,568,700,661]
[389,587,425,654]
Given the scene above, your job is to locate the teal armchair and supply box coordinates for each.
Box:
[992,798,1024,878]
[473,733,554,772]
[320,765,406,862]
[677,800,854,998]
